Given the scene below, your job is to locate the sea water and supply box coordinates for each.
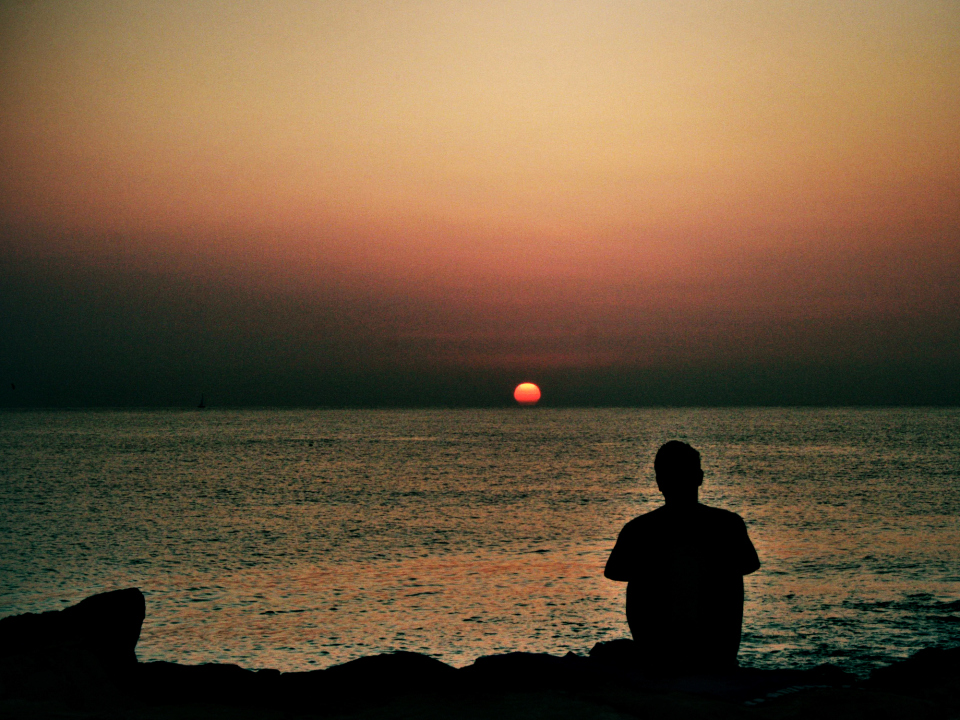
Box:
[1,408,958,676]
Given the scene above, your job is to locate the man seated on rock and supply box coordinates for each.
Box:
[604,441,760,672]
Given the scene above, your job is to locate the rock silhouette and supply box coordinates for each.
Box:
[0,587,144,669]
[0,588,145,710]
[0,589,957,719]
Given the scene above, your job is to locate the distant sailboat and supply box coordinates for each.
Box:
[198,394,206,409]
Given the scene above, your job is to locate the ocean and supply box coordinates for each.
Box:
[1,408,957,676]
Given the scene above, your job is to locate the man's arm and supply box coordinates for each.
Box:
[736,516,761,575]
[603,525,634,581]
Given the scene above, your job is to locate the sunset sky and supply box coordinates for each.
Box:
[2,0,958,406]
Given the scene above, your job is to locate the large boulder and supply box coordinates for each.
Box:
[0,588,145,670]
[0,588,145,709]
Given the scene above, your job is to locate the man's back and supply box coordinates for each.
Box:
[605,502,760,671]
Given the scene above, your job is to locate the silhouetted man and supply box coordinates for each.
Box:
[604,441,760,672]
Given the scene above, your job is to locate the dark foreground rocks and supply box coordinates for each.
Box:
[1,589,958,719]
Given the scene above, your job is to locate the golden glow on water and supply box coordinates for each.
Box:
[142,553,621,670]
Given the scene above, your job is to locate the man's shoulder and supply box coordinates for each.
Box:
[618,504,747,539]
[624,504,743,522]
[619,506,669,534]
[697,504,746,523]
[695,504,749,532]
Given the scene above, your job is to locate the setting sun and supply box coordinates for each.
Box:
[513,383,541,406]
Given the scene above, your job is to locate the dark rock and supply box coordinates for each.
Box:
[269,667,328,709]
[0,589,145,710]
[135,661,272,706]
[280,652,458,712]
[461,651,592,692]
[323,650,457,692]
[585,639,861,705]
[676,664,857,704]
[134,652,459,711]
[865,644,960,718]
[589,638,643,667]
[0,588,145,670]
[868,646,960,689]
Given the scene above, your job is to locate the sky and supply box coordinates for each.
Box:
[1,0,959,406]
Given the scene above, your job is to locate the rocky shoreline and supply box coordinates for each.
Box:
[1,588,957,719]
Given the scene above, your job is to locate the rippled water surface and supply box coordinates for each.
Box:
[1,408,958,675]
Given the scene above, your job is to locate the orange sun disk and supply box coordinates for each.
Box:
[513,382,541,406]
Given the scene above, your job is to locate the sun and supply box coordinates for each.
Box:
[513,382,541,406]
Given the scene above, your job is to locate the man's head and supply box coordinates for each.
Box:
[654,441,703,503]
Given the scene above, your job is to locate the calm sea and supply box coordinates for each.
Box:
[1,408,958,676]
